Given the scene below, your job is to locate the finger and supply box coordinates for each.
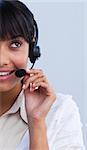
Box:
[26,69,43,75]
[22,72,42,85]
[22,69,44,84]
[29,73,44,83]
[29,82,34,92]
[23,75,46,90]
[33,81,48,90]
[22,69,39,83]
[22,74,30,83]
[22,79,30,90]
[23,72,45,86]
[31,77,47,91]
[35,81,55,98]
[29,81,47,92]
[24,69,44,81]
[22,69,48,91]
[32,77,47,87]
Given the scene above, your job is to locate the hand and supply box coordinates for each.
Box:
[22,69,56,122]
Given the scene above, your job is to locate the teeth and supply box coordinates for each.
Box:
[0,72,10,76]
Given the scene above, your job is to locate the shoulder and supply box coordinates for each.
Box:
[46,93,84,148]
[51,92,78,110]
[46,93,80,124]
[46,93,83,139]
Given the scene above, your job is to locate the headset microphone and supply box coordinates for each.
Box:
[15,69,26,78]
[15,61,36,78]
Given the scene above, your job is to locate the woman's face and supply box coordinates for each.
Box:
[0,37,29,92]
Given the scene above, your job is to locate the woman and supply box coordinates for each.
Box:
[0,0,85,150]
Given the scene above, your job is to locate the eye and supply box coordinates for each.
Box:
[10,41,22,48]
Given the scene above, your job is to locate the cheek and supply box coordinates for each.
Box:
[12,55,28,69]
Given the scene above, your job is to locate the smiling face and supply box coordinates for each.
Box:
[0,37,29,91]
[0,1,35,92]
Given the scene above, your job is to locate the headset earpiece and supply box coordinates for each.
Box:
[32,45,41,62]
[28,19,41,68]
[29,44,41,64]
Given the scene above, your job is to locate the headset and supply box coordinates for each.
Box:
[29,19,41,69]
[15,19,41,78]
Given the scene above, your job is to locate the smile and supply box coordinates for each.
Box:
[0,71,14,76]
[0,71,15,80]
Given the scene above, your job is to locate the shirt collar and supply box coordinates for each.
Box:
[3,89,28,124]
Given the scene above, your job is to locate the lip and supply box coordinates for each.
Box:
[0,70,15,81]
[0,69,14,72]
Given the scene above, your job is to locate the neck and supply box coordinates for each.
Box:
[0,83,22,117]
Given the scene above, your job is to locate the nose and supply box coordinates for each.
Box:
[0,45,10,67]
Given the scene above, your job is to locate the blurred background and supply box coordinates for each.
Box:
[21,0,86,148]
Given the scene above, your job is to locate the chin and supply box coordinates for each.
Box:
[0,85,13,92]
[0,81,21,92]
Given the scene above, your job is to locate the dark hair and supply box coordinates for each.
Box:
[0,0,38,48]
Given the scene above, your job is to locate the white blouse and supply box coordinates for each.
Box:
[17,92,85,150]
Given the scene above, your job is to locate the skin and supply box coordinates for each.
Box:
[0,37,56,150]
[0,37,28,115]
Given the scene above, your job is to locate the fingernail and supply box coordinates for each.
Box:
[35,86,39,90]
[30,87,34,92]
[22,84,26,89]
